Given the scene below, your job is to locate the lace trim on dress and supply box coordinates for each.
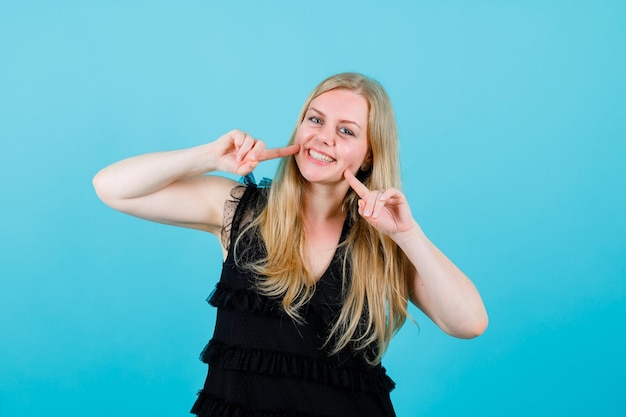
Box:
[208,280,340,330]
[199,339,395,394]
[220,173,272,251]
[190,391,340,417]
[207,282,281,316]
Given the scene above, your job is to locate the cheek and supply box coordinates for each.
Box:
[293,126,307,145]
[353,141,370,160]
[339,143,366,167]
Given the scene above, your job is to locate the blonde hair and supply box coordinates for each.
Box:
[239,72,412,364]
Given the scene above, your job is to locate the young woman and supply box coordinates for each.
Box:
[93,72,488,416]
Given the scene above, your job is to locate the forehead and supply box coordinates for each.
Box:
[308,89,369,125]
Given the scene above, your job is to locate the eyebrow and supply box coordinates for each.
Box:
[308,107,362,130]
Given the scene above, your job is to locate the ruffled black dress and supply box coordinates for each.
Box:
[190,182,397,417]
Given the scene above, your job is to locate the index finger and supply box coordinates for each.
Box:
[258,143,301,161]
[343,169,369,198]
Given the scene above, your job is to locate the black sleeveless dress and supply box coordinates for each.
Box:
[190,183,397,417]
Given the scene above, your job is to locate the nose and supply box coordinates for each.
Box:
[316,126,335,146]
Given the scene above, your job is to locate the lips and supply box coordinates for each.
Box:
[308,149,335,163]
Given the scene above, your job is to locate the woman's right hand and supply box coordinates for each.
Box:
[210,129,300,176]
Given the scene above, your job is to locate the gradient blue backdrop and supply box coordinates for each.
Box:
[1,1,624,416]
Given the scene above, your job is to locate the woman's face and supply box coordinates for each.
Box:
[294,89,370,186]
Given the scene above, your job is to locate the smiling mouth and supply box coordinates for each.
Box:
[308,149,335,163]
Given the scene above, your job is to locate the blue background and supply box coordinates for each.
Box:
[1,1,625,416]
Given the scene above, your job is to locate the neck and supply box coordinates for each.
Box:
[301,182,349,224]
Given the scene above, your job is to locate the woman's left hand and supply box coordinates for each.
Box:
[343,169,417,238]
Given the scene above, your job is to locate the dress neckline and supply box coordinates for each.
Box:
[315,215,351,287]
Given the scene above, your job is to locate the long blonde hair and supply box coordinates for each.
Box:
[239,72,412,364]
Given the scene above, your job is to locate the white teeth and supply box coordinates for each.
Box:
[309,149,335,163]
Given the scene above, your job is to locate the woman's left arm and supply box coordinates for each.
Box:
[344,170,488,338]
[392,222,488,338]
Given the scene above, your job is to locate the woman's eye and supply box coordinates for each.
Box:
[339,127,355,136]
[309,116,322,124]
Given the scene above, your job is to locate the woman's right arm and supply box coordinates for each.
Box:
[92,130,297,235]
